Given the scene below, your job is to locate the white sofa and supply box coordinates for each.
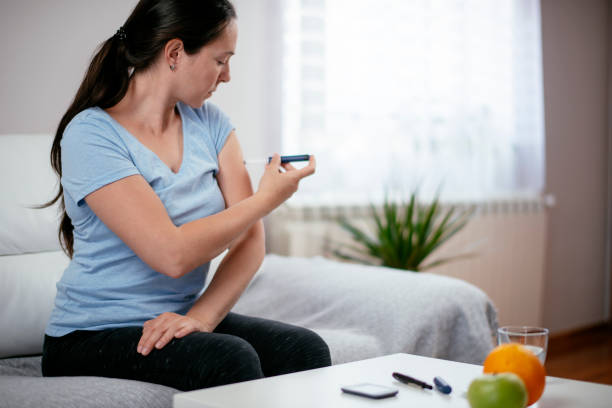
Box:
[0,134,497,408]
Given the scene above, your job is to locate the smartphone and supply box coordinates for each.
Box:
[341,383,399,399]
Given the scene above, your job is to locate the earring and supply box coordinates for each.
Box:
[170,64,176,71]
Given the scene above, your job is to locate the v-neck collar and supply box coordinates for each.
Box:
[98,103,187,176]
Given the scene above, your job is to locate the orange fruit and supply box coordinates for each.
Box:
[483,344,546,406]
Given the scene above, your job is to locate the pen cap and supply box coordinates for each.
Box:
[433,376,452,394]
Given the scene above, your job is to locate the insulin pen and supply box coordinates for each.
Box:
[243,154,311,165]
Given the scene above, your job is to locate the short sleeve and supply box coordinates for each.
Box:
[61,115,140,207]
[201,102,234,155]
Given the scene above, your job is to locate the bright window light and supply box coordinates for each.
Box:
[282,0,545,204]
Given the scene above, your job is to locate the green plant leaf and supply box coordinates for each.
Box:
[430,206,476,252]
[417,205,476,266]
[338,218,376,246]
[418,195,439,246]
[337,217,386,260]
[416,205,457,265]
[334,189,476,271]
[369,204,383,236]
[402,193,416,266]
[332,249,377,265]
[419,251,478,271]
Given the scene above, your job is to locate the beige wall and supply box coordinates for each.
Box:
[541,0,610,333]
[608,0,612,323]
[0,1,610,334]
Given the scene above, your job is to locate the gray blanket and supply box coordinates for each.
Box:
[232,255,498,365]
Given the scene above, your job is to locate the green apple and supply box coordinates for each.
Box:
[467,373,528,408]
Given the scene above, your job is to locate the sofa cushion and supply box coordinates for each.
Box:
[0,134,62,256]
[0,355,43,377]
[0,357,178,408]
[0,375,177,408]
[0,251,68,358]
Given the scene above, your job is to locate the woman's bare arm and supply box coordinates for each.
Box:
[184,131,265,330]
[85,132,315,279]
[136,131,269,355]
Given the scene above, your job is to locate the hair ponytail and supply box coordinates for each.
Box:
[40,35,131,258]
[39,0,236,258]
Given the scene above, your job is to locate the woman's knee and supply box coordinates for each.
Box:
[295,328,332,368]
[213,336,264,385]
[268,327,331,375]
[156,332,264,390]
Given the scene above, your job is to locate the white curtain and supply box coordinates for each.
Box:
[281,0,545,204]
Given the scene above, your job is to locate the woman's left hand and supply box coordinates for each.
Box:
[137,312,210,356]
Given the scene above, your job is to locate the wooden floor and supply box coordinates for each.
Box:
[545,323,612,385]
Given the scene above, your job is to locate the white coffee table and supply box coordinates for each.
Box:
[173,353,612,408]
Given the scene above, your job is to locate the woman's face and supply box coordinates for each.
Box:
[178,19,238,107]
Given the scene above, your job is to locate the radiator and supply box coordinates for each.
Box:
[265,196,550,327]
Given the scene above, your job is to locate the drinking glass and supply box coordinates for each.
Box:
[497,326,549,364]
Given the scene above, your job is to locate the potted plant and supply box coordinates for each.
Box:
[334,191,476,271]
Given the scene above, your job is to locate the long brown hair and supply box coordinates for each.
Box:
[40,0,236,258]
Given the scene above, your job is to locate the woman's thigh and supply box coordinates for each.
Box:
[42,327,264,391]
[214,313,331,376]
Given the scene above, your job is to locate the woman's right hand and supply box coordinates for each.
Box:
[256,154,316,210]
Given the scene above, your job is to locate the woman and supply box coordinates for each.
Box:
[41,0,330,391]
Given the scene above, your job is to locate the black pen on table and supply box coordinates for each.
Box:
[392,372,433,390]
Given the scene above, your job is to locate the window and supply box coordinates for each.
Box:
[281,0,545,204]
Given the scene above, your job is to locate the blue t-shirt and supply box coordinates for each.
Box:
[46,101,234,337]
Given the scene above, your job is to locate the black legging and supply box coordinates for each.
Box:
[42,312,331,391]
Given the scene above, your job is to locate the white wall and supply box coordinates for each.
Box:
[0,0,279,160]
[0,0,137,134]
[213,0,283,161]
